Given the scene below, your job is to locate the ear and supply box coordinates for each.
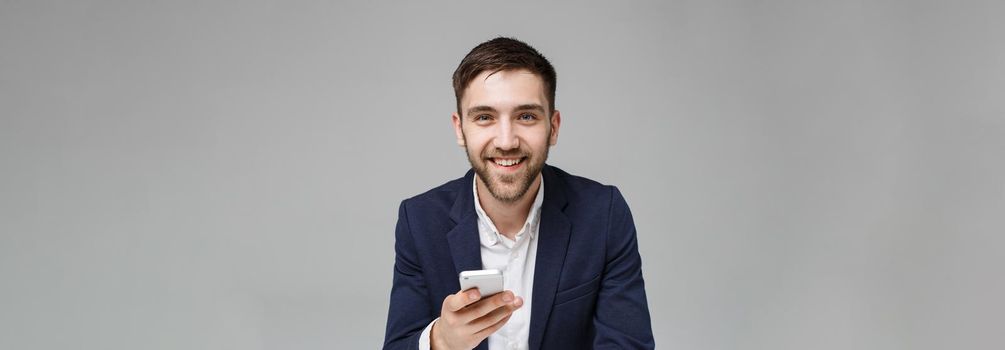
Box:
[548,109,562,146]
[452,112,465,147]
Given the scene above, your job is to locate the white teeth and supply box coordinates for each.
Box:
[494,158,522,166]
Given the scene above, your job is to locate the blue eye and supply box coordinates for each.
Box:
[519,113,537,121]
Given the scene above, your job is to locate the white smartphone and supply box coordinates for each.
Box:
[459,269,504,297]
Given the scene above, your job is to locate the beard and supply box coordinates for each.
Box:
[465,142,548,204]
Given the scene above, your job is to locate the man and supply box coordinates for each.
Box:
[383,37,654,350]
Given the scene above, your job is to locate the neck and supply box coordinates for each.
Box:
[476,174,542,240]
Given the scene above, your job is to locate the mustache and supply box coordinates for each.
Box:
[483,150,530,159]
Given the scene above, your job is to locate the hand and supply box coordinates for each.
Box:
[430,288,523,350]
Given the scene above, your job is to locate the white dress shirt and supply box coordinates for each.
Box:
[419,176,544,350]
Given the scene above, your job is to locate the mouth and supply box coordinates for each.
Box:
[488,157,527,171]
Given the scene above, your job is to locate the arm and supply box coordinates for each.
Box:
[383,201,434,350]
[593,187,656,349]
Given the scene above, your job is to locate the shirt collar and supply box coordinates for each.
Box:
[472,174,544,245]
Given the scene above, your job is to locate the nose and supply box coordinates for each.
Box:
[493,118,519,151]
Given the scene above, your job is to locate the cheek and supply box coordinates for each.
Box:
[523,128,552,148]
[462,132,488,155]
[461,127,487,144]
[472,135,493,146]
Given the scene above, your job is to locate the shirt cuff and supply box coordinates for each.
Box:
[418,317,439,350]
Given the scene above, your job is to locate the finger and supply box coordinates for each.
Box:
[446,288,482,312]
[468,296,522,330]
[473,312,513,339]
[464,290,517,319]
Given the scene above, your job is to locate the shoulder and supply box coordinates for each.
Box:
[546,165,624,208]
[397,170,470,220]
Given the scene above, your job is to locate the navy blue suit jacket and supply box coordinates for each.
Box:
[383,165,654,349]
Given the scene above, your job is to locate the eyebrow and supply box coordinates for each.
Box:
[514,104,546,114]
[466,105,496,116]
[466,104,546,116]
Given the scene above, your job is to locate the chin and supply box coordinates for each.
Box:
[489,182,524,202]
[485,169,539,203]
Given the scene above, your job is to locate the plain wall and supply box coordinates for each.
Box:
[2,0,1003,349]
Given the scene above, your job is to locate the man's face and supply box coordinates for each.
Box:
[452,69,561,203]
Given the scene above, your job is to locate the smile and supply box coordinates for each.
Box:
[489,157,525,169]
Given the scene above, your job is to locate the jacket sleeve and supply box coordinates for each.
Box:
[593,187,656,349]
[383,201,436,350]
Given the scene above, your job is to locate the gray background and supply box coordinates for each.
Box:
[2,0,1003,349]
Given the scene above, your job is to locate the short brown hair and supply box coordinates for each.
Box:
[452,37,557,116]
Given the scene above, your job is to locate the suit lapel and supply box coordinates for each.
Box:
[446,215,481,276]
[528,165,572,350]
[446,169,483,278]
[445,169,487,350]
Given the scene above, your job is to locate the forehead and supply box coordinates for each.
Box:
[461,69,547,112]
